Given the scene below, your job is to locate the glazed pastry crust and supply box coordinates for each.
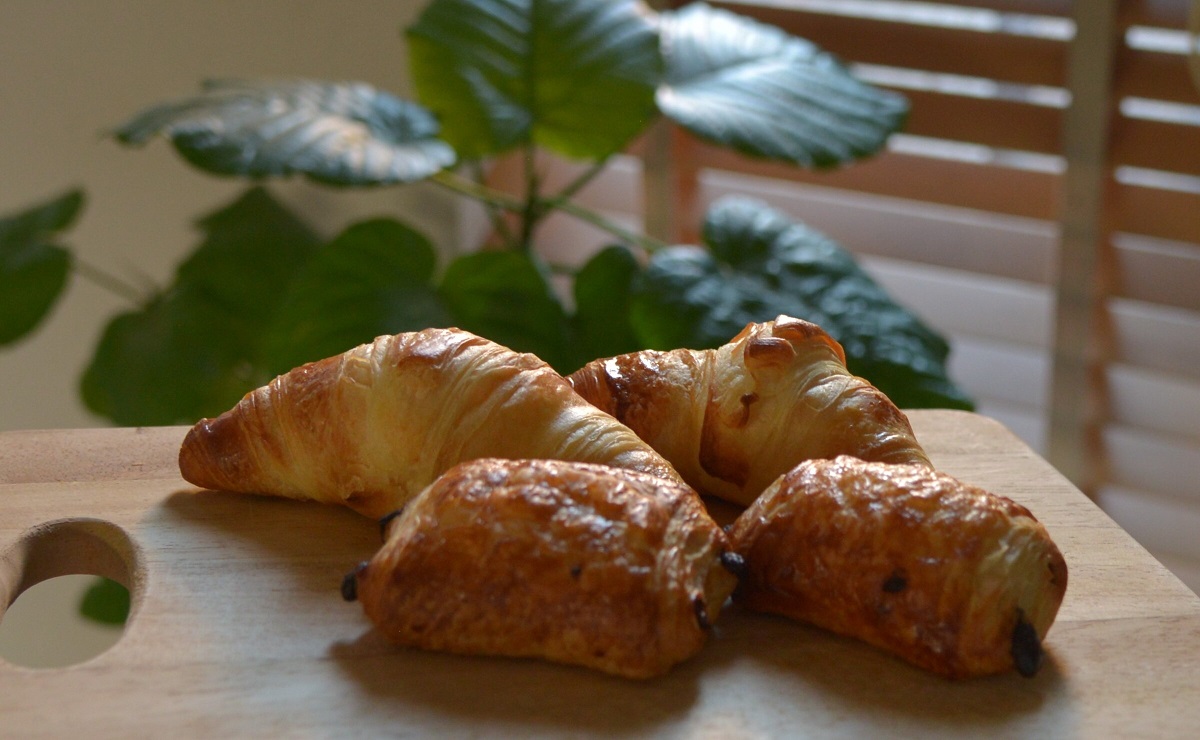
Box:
[727,456,1068,678]
[179,327,684,518]
[350,458,739,679]
[568,315,931,506]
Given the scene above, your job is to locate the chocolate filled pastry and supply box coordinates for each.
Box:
[178,327,683,518]
[568,315,931,506]
[726,456,1067,679]
[342,458,741,679]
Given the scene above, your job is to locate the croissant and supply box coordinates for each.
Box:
[342,457,741,679]
[567,315,931,506]
[726,456,1068,679]
[178,327,685,518]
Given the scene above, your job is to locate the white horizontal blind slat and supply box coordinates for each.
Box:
[1104,425,1200,500]
[1111,299,1200,378]
[1107,364,1200,439]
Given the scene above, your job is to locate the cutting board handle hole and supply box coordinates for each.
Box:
[0,518,141,669]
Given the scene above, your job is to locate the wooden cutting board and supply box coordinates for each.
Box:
[2,410,1199,737]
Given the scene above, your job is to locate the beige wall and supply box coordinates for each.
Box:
[0,0,463,431]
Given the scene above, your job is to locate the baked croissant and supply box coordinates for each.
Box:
[567,315,931,506]
[726,456,1067,679]
[178,327,685,518]
[342,457,741,679]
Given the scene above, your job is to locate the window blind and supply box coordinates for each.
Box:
[485,0,1200,594]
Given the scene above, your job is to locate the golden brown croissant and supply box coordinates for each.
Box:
[726,456,1067,679]
[567,315,931,506]
[342,457,741,679]
[179,327,685,518]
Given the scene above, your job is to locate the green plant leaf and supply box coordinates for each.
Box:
[570,244,642,366]
[265,218,453,374]
[407,0,660,160]
[0,190,83,346]
[631,196,973,409]
[78,577,130,626]
[657,3,908,167]
[439,250,574,371]
[81,188,322,425]
[0,189,84,246]
[115,79,455,185]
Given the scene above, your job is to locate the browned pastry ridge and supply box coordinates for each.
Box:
[179,327,685,518]
[727,456,1068,679]
[343,458,741,679]
[568,315,931,506]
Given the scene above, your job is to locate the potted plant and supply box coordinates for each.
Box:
[2,0,972,431]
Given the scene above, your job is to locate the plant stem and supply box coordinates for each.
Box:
[518,143,541,251]
[467,160,517,248]
[72,257,146,306]
[430,169,669,254]
[548,197,667,253]
[430,170,525,212]
[556,158,608,203]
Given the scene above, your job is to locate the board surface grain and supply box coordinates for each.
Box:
[2,411,1199,738]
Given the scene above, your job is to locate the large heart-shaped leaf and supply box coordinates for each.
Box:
[570,244,643,366]
[656,3,908,167]
[81,188,322,425]
[265,218,453,374]
[0,189,84,246]
[0,190,83,346]
[438,249,575,371]
[407,0,660,160]
[115,79,455,185]
[631,197,972,409]
[81,288,259,426]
